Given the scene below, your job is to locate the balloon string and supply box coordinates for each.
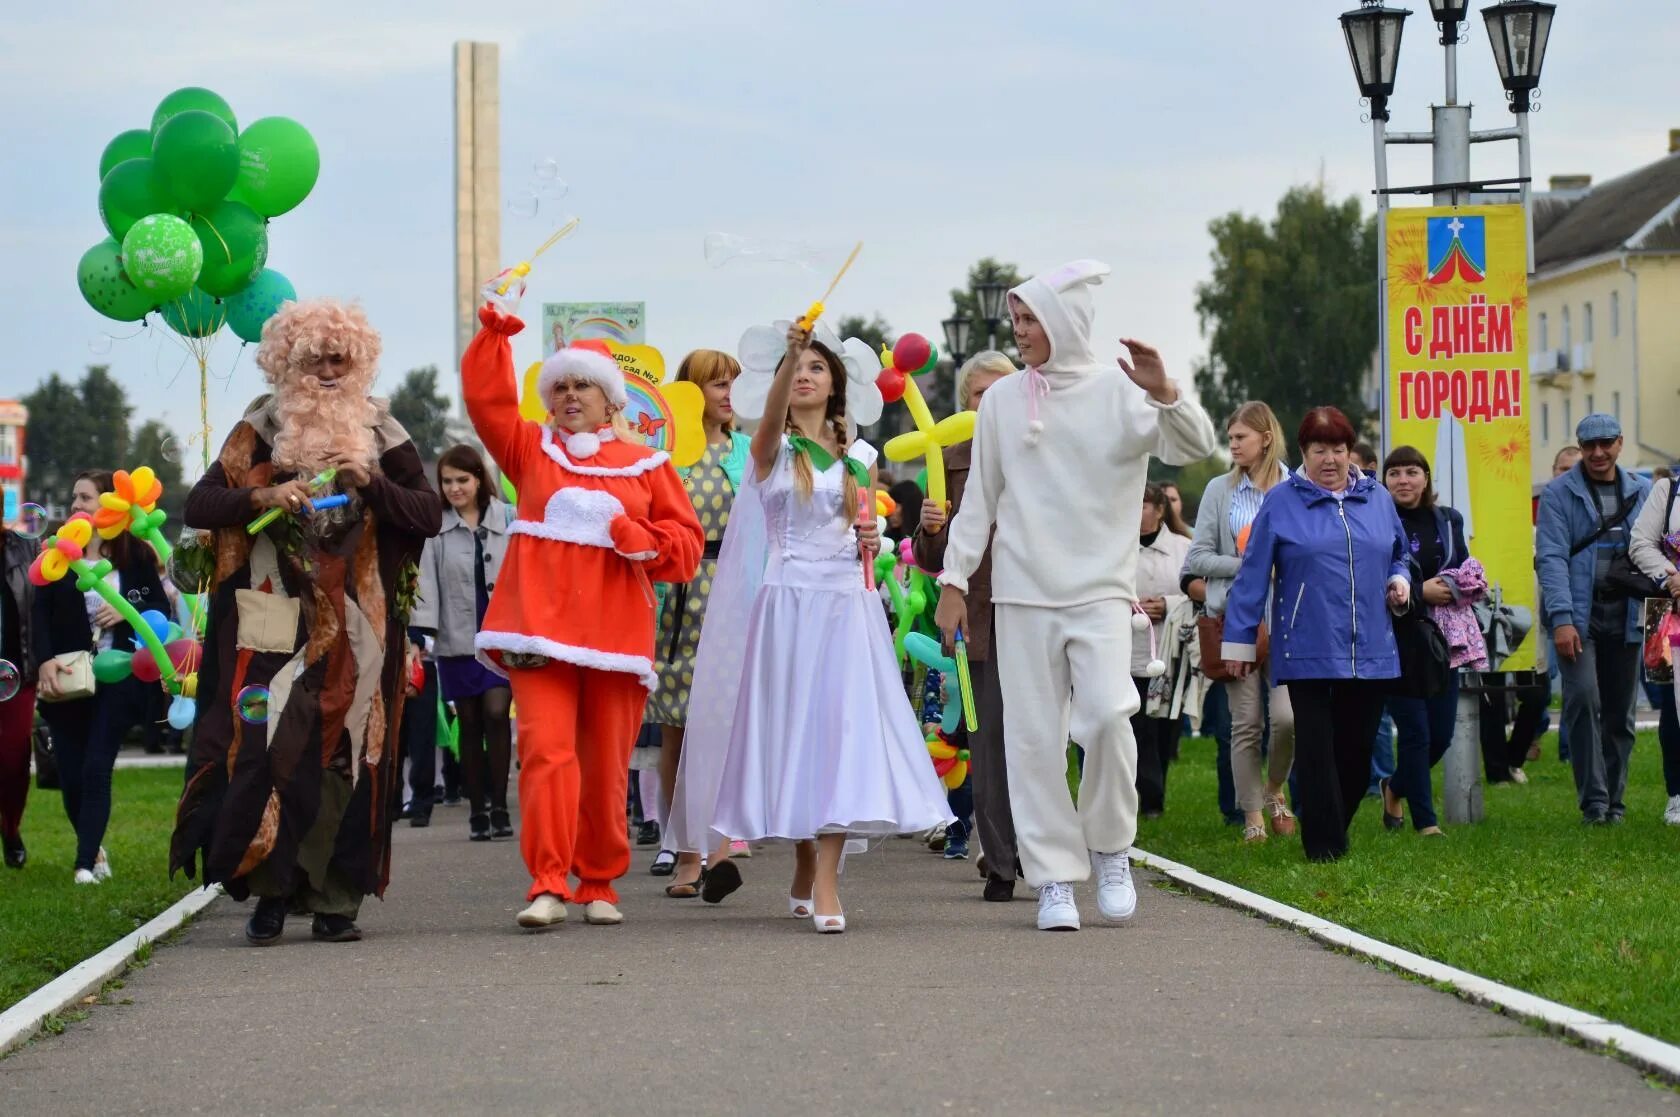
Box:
[199,353,210,472]
[198,214,232,263]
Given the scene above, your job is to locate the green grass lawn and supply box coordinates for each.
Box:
[1136,730,1680,1045]
[0,767,196,1013]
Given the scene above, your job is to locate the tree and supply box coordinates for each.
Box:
[131,419,186,526]
[388,365,451,461]
[1192,185,1378,434]
[932,257,1025,419]
[22,367,133,513]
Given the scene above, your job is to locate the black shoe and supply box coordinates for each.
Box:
[245,897,288,946]
[3,833,25,869]
[398,803,416,821]
[636,820,661,847]
[311,914,362,942]
[983,874,1015,902]
[409,811,431,828]
[1583,811,1608,826]
[441,793,463,807]
[649,849,676,876]
[469,813,491,841]
[490,809,514,839]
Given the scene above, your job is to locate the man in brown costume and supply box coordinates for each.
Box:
[171,298,442,945]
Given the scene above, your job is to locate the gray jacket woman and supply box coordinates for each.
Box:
[410,445,515,840]
[1181,402,1295,844]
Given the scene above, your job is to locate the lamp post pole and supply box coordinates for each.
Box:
[1340,0,1556,825]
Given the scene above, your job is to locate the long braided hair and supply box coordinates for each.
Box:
[784,341,861,523]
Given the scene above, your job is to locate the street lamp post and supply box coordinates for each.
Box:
[974,282,1009,351]
[942,315,974,405]
[1337,0,1556,825]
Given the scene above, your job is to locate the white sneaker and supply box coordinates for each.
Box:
[1036,881,1080,931]
[516,894,567,928]
[1091,849,1138,923]
[73,868,99,885]
[583,900,624,925]
[92,848,112,882]
[1665,795,1680,826]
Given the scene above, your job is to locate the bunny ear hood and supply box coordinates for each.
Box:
[1009,259,1110,372]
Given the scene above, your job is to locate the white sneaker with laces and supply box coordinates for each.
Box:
[1665,795,1680,826]
[73,868,99,885]
[1091,849,1138,923]
[1036,881,1080,931]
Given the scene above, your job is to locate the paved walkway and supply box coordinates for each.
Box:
[4,805,1674,1116]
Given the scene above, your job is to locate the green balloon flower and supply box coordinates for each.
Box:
[77,238,157,322]
[152,110,239,212]
[121,214,203,302]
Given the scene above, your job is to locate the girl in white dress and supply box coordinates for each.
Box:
[667,320,953,933]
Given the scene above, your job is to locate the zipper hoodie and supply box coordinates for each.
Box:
[939,260,1219,608]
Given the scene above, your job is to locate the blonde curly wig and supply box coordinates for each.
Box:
[255,298,381,474]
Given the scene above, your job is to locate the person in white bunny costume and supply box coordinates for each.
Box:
[934,260,1218,932]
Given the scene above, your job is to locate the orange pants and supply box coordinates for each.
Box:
[508,662,646,904]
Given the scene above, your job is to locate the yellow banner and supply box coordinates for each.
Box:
[1386,204,1533,672]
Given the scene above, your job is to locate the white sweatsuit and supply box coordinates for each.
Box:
[939,260,1218,887]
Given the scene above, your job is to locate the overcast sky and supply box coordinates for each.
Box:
[3,1,1675,479]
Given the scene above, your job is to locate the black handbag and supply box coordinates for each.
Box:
[32,720,59,791]
[1389,608,1451,699]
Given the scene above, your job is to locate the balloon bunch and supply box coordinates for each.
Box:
[877,333,977,507]
[28,468,205,728]
[79,86,315,468]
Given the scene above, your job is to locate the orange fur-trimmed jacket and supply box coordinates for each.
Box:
[463,305,703,689]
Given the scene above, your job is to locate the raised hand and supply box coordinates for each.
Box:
[1116,338,1176,403]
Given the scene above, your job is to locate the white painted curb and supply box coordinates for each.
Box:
[0,885,222,1057]
[1132,847,1680,1084]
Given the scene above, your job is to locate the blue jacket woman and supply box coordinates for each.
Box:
[1221,408,1409,862]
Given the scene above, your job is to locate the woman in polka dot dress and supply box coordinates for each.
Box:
[651,351,750,897]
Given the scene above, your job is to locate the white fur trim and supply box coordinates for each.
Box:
[562,429,612,458]
[1130,612,1150,633]
[539,427,670,477]
[475,630,657,691]
[510,488,626,547]
[538,348,627,408]
[1024,419,1044,447]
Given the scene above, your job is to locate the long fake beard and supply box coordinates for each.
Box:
[271,377,376,476]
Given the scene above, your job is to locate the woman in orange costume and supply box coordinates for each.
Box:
[462,303,703,929]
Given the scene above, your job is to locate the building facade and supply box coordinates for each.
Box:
[1527,133,1680,488]
[0,401,28,523]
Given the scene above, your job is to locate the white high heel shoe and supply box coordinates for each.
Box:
[811,910,846,934]
[788,895,813,918]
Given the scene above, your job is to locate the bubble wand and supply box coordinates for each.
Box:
[795,241,863,331]
[248,467,338,535]
[953,627,979,732]
[495,217,582,296]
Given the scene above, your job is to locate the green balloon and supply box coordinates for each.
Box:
[77,238,157,322]
[224,267,295,343]
[161,287,226,338]
[93,648,134,685]
[190,201,268,297]
[98,157,175,240]
[151,87,236,134]
[151,110,238,212]
[98,129,153,181]
[121,214,203,302]
[231,117,320,217]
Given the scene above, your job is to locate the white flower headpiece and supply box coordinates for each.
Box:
[733,319,884,428]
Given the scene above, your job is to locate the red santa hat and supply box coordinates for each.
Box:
[537,339,627,409]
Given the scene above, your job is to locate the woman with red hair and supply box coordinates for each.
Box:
[1221,406,1411,862]
[463,302,702,929]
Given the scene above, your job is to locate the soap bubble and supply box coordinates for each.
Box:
[17,504,48,540]
[127,589,142,604]
[236,684,271,725]
[532,157,561,180]
[703,232,823,271]
[534,176,569,201]
[0,660,19,702]
[89,334,113,355]
[159,436,183,465]
[507,193,540,219]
